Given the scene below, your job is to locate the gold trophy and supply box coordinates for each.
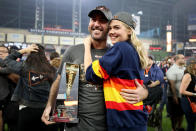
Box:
[66,64,78,98]
[51,63,79,123]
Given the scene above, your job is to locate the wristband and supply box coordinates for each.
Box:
[193,93,196,97]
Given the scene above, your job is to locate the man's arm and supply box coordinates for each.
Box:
[168,79,178,104]
[41,74,61,125]
[166,69,179,104]
[148,80,160,88]
[4,45,38,74]
[0,58,5,66]
[0,66,13,74]
[7,73,19,84]
[149,67,164,88]
[120,80,148,104]
[0,58,13,75]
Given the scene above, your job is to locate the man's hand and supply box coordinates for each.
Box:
[173,96,179,104]
[148,81,155,88]
[120,80,148,104]
[41,105,55,125]
[148,80,160,88]
[41,75,61,125]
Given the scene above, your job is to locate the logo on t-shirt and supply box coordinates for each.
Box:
[94,55,102,59]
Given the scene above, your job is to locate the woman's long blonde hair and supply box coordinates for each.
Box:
[123,23,148,69]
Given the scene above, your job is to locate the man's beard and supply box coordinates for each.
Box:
[89,26,107,41]
[91,34,106,41]
[179,62,185,66]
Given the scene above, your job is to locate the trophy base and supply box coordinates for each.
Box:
[50,116,79,123]
[50,101,79,123]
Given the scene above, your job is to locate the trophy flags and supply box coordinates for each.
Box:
[50,63,79,123]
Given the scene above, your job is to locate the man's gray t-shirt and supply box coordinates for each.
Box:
[58,44,108,131]
[166,64,185,97]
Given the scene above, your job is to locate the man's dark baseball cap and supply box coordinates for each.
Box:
[111,12,136,30]
[88,6,112,21]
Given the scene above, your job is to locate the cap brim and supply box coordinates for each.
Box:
[88,10,108,21]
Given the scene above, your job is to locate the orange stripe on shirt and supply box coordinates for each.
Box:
[104,79,136,92]
[105,101,143,111]
[104,78,143,92]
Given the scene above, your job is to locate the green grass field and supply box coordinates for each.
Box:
[147,106,187,131]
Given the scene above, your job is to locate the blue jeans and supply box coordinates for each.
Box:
[159,82,168,110]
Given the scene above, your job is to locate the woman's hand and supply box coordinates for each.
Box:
[120,80,148,104]
[84,36,92,48]
[19,44,38,54]
[84,36,93,72]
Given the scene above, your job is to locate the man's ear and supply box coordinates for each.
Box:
[88,25,91,32]
[88,19,92,32]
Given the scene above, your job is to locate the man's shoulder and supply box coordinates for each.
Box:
[167,65,178,75]
[168,64,175,70]
[63,44,84,56]
[68,44,84,51]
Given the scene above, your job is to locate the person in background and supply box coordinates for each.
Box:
[49,52,61,70]
[84,12,148,131]
[0,45,20,131]
[180,57,196,131]
[159,58,170,111]
[0,45,10,131]
[50,52,60,61]
[166,54,185,131]
[167,56,175,67]
[4,44,57,131]
[143,55,164,108]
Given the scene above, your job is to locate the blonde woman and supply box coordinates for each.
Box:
[84,12,148,131]
[180,57,196,131]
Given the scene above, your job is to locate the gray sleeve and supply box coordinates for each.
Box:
[4,50,23,74]
[0,58,5,66]
[0,67,13,74]
[57,46,74,75]
[0,58,12,74]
